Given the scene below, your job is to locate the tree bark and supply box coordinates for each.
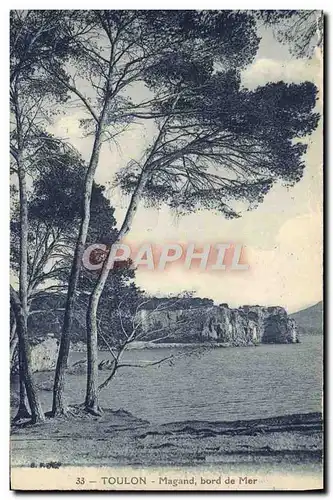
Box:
[13,347,31,421]
[85,303,101,415]
[85,167,151,412]
[84,109,177,411]
[84,112,176,412]
[10,287,44,423]
[11,297,30,419]
[14,156,45,423]
[10,314,18,371]
[51,128,103,416]
[52,44,117,415]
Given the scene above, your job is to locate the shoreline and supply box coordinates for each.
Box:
[72,340,300,352]
[71,342,241,352]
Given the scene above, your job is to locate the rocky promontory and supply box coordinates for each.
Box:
[10,302,298,375]
[138,303,298,346]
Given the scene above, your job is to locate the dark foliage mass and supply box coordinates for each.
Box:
[11,144,141,345]
[29,146,117,245]
[117,70,319,217]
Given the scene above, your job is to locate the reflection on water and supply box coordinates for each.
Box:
[60,334,322,424]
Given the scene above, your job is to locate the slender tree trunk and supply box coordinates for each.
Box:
[85,168,151,412]
[84,111,176,411]
[14,347,31,421]
[11,305,30,418]
[85,302,100,415]
[10,288,44,423]
[51,128,103,416]
[84,113,176,412]
[14,158,45,423]
[18,348,27,411]
[10,310,30,419]
[10,314,18,370]
[50,42,121,415]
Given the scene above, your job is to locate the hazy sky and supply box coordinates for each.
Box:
[50,21,323,314]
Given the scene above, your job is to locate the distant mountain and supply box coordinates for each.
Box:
[290,302,323,335]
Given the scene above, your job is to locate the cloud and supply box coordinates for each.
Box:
[134,212,323,313]
[241,56,321,90]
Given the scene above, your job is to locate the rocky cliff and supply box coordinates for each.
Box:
[138,304,298,346]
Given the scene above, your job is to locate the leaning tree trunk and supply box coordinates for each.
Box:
[85,167,151,412]
[13,347,31,421]
[10,313,18,371]
[11,305,30,419]
[10,288,44,423]
[84,113,174,412]
[14,159,45,422]
[85,304,100,415]
[52,129,103,416]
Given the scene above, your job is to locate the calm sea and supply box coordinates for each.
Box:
[65,334,322,424]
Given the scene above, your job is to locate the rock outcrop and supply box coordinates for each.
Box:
[11,336,59,374]
[29,337,59,372]
[138,303,298,345]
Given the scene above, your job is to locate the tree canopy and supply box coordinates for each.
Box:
[116,72,319,217]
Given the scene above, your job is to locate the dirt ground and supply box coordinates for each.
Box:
[11,405,322,469]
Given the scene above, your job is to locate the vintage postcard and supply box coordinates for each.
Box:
[10,9,323,491]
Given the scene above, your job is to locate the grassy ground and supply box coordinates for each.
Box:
[11,404,322,468]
